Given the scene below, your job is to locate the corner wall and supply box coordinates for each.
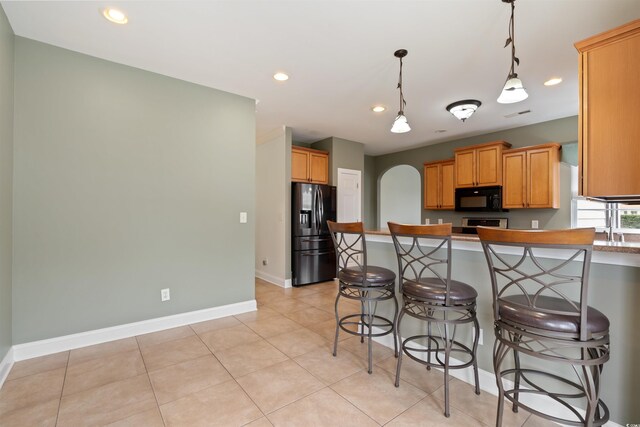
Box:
[12,37,256,343]
[0,4,14,362]
[256,127,292,285]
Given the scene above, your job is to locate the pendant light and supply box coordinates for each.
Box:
[446,99,482,122]
[391,49,411,133]
[497,0,528,104]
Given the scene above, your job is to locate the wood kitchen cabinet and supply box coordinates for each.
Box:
[291,146,329,184]
[575,19,640,197]
[454,141,511,188]
[424,159,455,210]
[502,143,561,209]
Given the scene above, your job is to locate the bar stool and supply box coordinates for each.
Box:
[327,221,398,374]
[388,222,480,417]
[477,227,610,427]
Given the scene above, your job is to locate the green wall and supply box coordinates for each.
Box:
[364,155,377,229]
[0,5,14,362]
[365,239,639,425]
[12,38,256,343]
[371,116,579,230]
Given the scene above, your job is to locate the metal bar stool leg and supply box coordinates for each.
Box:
[392,294,400,358]
[472,317,481,395]
[394,309,406,387]
[494,336,510,427]
[333,290,341,357]
[443,322,451,417]
[512,334,522,413]
[367,297,374,374]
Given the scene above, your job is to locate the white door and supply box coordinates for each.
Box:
[337,168,362,222]
[337,168,362,267]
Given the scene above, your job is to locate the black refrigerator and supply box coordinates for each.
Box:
[292,183,337,286]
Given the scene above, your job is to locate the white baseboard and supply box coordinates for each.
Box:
[370,327,621,427]
[255,270,292,288]
[12,299,257,362]
[0,347,14,390]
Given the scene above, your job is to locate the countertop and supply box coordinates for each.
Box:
[365,229,640,254]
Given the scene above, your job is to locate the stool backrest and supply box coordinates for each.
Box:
[477,227,595,341]
[388,222,453,305]
[327,221,368,283]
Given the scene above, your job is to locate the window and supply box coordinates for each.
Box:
[573,198,640,233]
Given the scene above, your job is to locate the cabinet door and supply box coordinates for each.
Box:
[528,148,558,208]
[440,162,455,209]
[477,145,501,186]
[291,149,309,182]
[424,164,440,209]
[503,152,526,209]
[309,152,329,184]
[581,32,640,197]
[455,150,476,188]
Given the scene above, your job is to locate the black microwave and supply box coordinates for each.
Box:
[455,186,506,212]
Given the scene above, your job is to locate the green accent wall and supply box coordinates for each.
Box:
[364,155,377,229]
[12,38,256,343]
[0,5,14,362]
[370,116,579,230]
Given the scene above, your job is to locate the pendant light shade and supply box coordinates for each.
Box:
[391,113,411,133]
[497,0,528,104]
[391,49,411,134]
[497,76,528,104]
[446,99,482,122]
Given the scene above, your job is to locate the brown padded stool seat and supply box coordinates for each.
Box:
[499,295,610,335]
[338,266,396,285]
[403,278,478,304]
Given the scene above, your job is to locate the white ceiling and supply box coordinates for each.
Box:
[3,1,639,155]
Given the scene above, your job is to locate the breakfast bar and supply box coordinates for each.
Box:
[363,229,640,423]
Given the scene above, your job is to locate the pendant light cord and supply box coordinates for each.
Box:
[398,56,406,114]
[509,0,516,78]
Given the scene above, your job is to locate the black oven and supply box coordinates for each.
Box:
[455,186,506,212]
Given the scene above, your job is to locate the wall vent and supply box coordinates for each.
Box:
[504,109,531,118]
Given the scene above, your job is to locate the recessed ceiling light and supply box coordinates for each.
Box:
[544,77,563,86]
[102,8,128,24]
[273,72,289,81]
[371,105,386,113]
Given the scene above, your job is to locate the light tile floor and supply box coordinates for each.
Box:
[0,278,554,426]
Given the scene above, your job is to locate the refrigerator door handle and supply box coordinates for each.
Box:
[318,187,324,230]
[315,187,321,234]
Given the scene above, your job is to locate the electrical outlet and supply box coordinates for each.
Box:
[437,218,443,224]
[161,288,170,302]
[531,220,539,229]
[424,218,430,225]
[240,212,248,223]
[262,258,268,266]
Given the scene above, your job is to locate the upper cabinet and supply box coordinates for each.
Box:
[291,146,329,184]
[454,141,511,188]
[502,143,561,209]
[424,159,455,210]
[575,19,640,197]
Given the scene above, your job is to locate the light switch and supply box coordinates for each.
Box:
[240,212,248,223]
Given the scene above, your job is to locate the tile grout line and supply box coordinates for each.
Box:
[134,334,167,427]
[190,324,270,424]
[53,351,70,427]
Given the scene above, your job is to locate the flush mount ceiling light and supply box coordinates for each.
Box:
[446,99,482,122]
[391,49,410,134]
[371,105,386,113]
[273,72,289,81]
[497,0,528,104]
[102,8,128,24]
[544,77,563,86]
